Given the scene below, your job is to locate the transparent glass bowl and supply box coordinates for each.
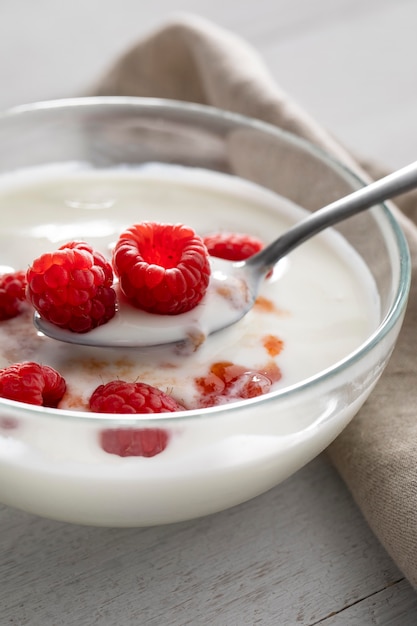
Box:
[0,98,410,526]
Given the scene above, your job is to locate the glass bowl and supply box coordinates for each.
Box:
[0,97,410,526]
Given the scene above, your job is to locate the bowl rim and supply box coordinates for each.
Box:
[0,95,411,424]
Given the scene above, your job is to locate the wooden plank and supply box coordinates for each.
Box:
[317,579,417,626]
[0,457,408,625]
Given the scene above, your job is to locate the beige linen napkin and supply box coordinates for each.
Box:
[90,15,417,588]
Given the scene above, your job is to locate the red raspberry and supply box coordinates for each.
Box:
[195,360,281,407]
[0,362,66,407]
[89,380,184,414]
[0,270,28,320]
[113,222,211,315]
[90,380,184,457]
[100,429,170,458]
[203,232,264,261]
[26,241,116,333]
[227,371,273,399]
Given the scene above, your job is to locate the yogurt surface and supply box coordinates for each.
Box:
[0,162,380,410]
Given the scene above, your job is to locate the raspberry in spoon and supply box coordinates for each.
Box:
[27,241,116,333]
[113,222,211,315]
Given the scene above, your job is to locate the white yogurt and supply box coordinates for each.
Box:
[0,163,381,525]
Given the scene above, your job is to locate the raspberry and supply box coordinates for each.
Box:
[113,222,211,315]
[0,362,66,407]
[0,270,28,320]
[203,232,264,261]
[89,380,185,414]
[195,360,281,407]
[227,371,272,399]
[100,429,170,458]
[26,241,116,333]
[90,380,184,457]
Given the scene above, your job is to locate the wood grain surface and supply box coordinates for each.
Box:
[1,1,416,624]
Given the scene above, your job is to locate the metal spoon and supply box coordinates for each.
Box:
[34,160,416,348]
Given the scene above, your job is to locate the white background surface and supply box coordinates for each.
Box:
[1,1,417,624]
[1,0,416,169]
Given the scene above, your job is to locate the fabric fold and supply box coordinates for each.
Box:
[89,14,417,589]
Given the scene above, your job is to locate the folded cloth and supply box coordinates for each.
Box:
[90,15,417,588]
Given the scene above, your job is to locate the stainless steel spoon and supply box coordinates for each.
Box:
[34,160,416,348]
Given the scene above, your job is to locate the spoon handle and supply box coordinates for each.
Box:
[247,160,417,272]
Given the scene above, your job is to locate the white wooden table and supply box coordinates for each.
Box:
[1,1,417,623]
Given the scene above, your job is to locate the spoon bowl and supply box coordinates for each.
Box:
[34,160,417,348]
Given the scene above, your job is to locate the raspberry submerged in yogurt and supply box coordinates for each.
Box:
[89,380,185,414]
[203,231,264,261]
[195,360,282,407]
[0,270,28,321]
[99,428,170,458]
[89,380,184,457]
[0,362,66,407]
